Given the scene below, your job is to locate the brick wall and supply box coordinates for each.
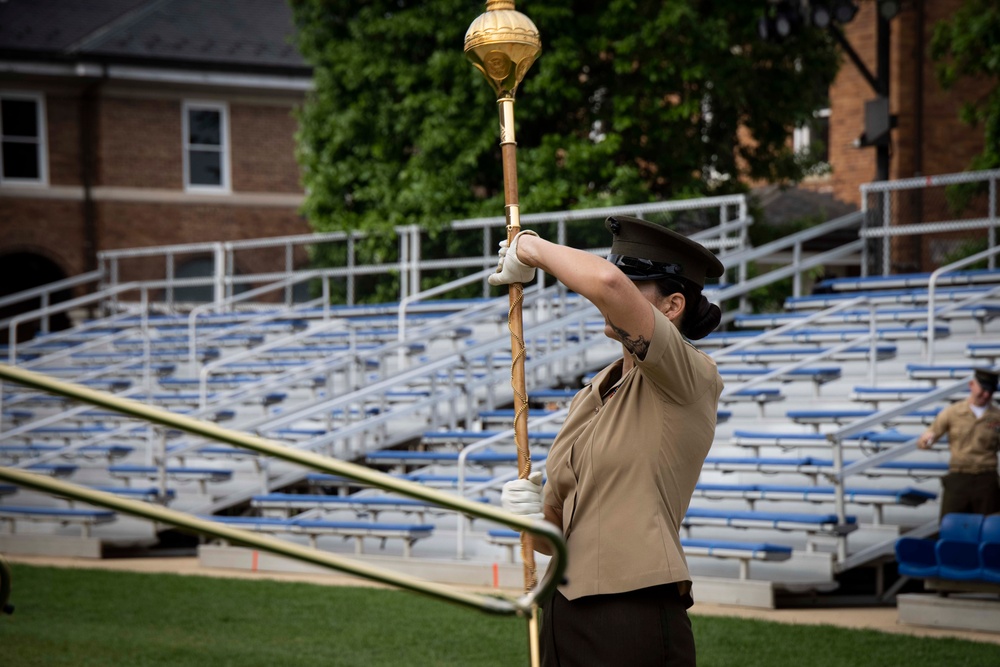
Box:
[829,0,985,208]
[45,93,82,187]
[1,86,310,293]
[97,201,311,283]
[231,104,303,193]
[0,199,88,277]
[98,97,183,189]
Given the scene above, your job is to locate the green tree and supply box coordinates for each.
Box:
[290,0,840,240]
[931,0,1000,174]
[930,0,1000,213]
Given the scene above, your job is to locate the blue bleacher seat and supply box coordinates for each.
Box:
[250,493,489,520]
[0,443,134,460]
[906,363,992,381]
[366,449,548,466]
[693,482,935,507]
[702,455,948,479]
[966,343,1000,362]
[814,269,1000,292]
[980,515,1000,584]
[206,515,434,556]
[420,430,559,445]
[786,407,940,425]
[895,513,1000,584]
[785,285,997,310]
[683,507,857,533]
[716,366,842,386]
[486,529,793,570]
[92,486,176,501]
[896,535,940,579]
[0,506,117,537]
[936,513,986,581]
[25,463,78,477]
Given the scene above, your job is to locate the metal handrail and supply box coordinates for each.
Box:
[926,245,1000,363]
[821,376,974,563]
[0,363,567,617]
[396,267,495,369]
[6,282,151,365]
[0,269,104,334]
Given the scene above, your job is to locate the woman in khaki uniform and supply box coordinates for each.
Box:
[493,216,725,666]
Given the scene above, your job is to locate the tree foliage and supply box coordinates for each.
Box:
[290,0,841,239]
[931,0,1000,173]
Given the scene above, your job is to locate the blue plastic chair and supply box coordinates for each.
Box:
[978,514,1000,584]
[895,535,939,579]
[936,513,986,581]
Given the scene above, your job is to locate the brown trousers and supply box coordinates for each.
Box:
[541,583,696,667]
[939,471,1000,520]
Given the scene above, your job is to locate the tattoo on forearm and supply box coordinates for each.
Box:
[609,320,650,359]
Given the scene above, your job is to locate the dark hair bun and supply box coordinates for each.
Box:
[682,295,721,340]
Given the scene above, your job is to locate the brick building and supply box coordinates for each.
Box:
[820,0,984,205]
[0,0,988,305]
[0,0,313,307]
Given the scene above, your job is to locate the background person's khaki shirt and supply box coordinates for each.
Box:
[926,400,1000,474]
[543,303,723,601]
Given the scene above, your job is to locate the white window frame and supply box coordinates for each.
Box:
[794,107,831,158]
[0,91,48,186]
[182,100,230,193]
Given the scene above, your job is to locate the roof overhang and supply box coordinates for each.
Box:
[0,59,313,92]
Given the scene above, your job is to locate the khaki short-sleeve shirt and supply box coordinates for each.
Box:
[543,303,723,600]
[926,400,1000,473]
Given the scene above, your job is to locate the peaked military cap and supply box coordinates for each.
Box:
[605,215,725,288]
[974,369,999,393]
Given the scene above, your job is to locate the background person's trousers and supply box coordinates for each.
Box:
[940,471,1000,519]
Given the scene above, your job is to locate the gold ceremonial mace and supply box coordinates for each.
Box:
[465,2,543,664]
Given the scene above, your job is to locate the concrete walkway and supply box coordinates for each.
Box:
[7,554,1000,647]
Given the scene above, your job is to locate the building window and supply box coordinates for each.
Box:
[183,101,229,192]
[0,92,47,185]
[794,107,830,176]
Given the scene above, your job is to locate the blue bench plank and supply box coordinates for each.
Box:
[684,507,857,533]
[421,430,559,444]
[0,506,116,520]
[786,285,997,309]
[205,515,434,555]
[694,482,935,506]
[815,269,1000,292]
[92,486,176,501]
[702,456,948,478]
[907,363,995,381]
[735,306,1000,328]
[486,529,793,570]
[787,407,940,424]
[366,450,548,465]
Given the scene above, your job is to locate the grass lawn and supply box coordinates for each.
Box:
[2,564,999,666]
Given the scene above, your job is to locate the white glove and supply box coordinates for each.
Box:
[488,230,539,286]
[501,470,544,522]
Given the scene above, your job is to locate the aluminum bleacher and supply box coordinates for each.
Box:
[2,186,999,612]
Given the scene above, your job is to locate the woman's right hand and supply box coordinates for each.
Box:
[488,230,539,286]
